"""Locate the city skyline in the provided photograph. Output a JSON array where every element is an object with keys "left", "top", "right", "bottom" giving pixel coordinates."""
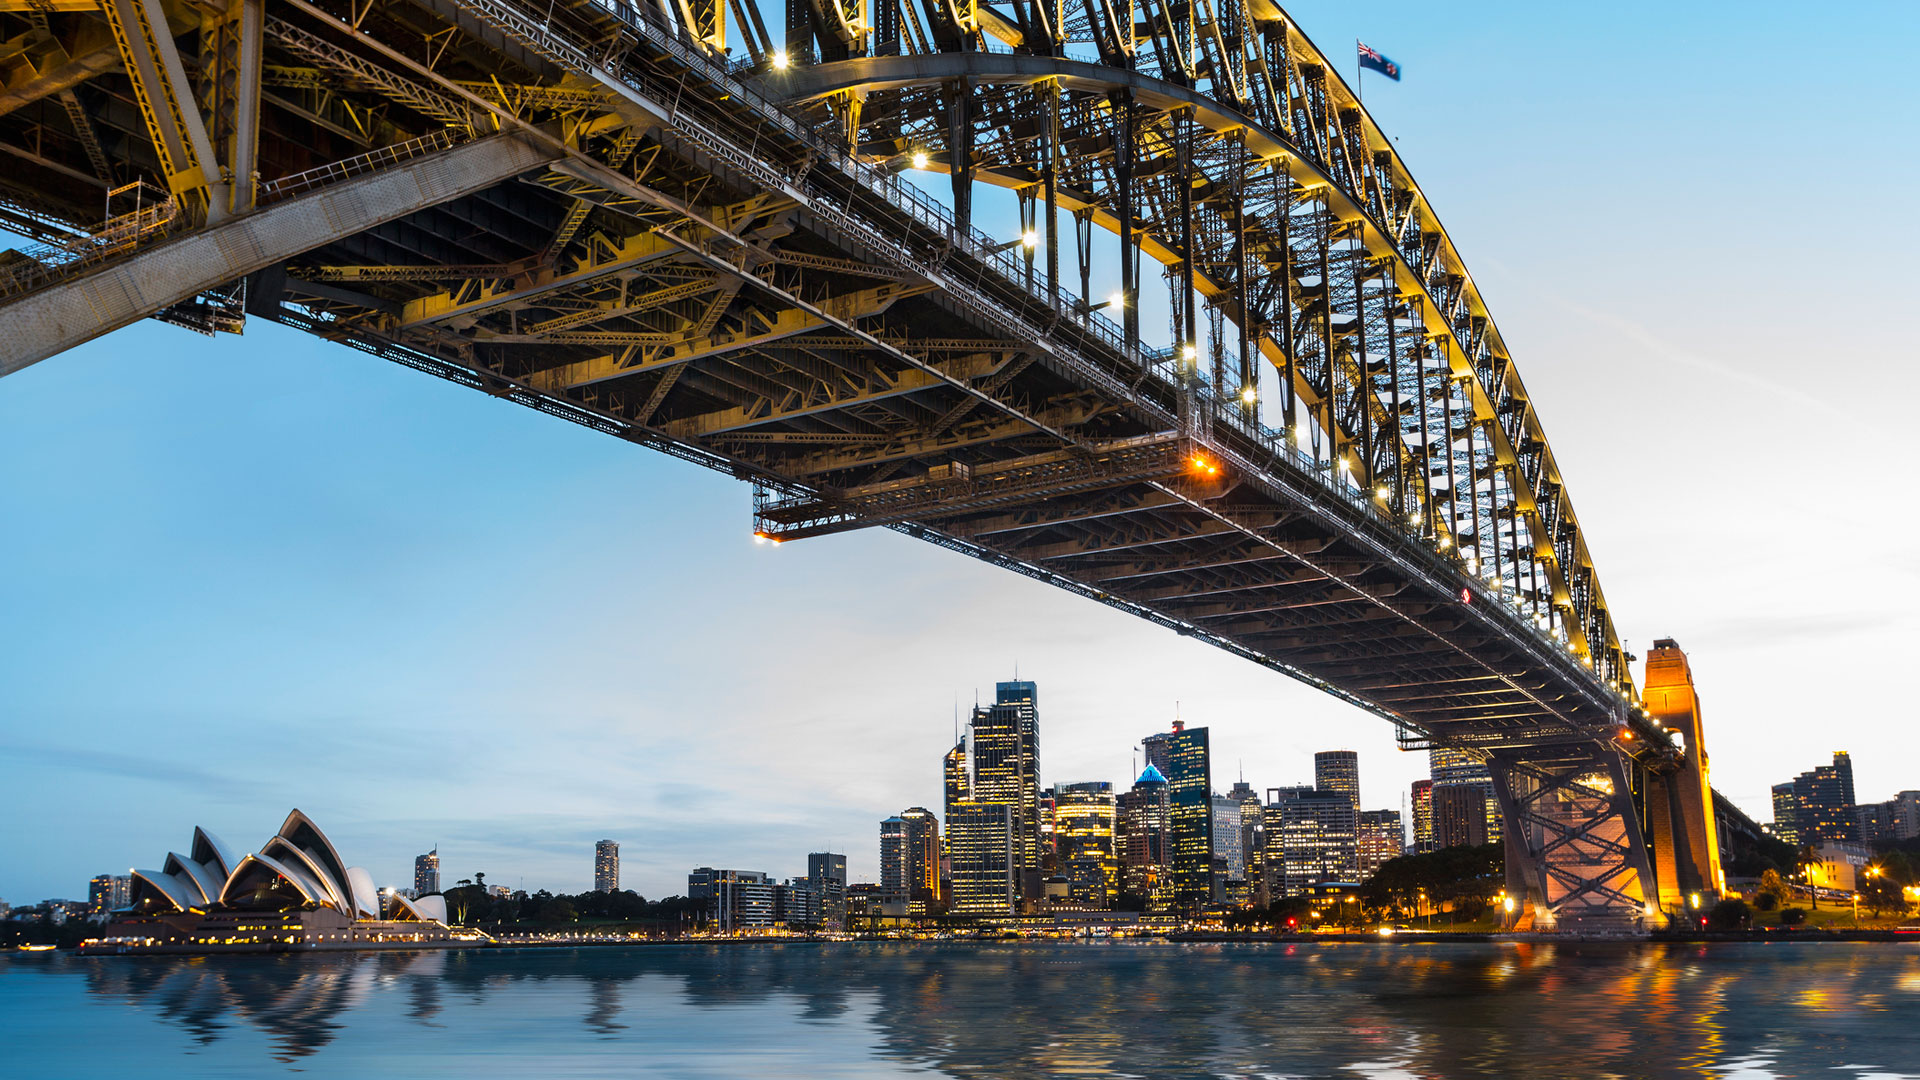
[{"left": 3, "top": 0, "right": 1916, "bottom": 904}]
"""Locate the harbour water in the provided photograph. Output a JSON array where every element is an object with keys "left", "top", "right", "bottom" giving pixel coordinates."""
[{"left": 2, "top": 941, "right": 1916, "bottom": 1078}]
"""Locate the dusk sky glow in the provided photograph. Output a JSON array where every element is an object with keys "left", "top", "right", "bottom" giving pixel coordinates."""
[{"left": 3, "top": 0, "right": 1915, "bottom": 903}]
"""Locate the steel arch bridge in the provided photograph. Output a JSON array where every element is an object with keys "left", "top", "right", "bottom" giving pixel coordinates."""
[{"left": 0, "top": 0, "right": 1724, "bottom": 928}]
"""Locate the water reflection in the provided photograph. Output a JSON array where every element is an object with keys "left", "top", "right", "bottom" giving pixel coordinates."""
[{"left": 8, "top": 941, "right": 1916, "bottom": 1077}]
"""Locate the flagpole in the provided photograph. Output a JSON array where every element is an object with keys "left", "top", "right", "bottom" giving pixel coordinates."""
[{"left": 1356, "top": 39, "right": 1363, "bottom": 103}]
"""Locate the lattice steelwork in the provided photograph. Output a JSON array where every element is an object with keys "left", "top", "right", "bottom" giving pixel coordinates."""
[{"left": 0, "top": 0, "right": 1693, "bottom": 927}]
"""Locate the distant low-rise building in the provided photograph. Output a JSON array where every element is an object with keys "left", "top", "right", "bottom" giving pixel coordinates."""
[
  {"left": 687, "top": 868, "right": 773, "bottom": 931},
  {"left": 88, "top": 874, "right": 132, "bottom": 918}
]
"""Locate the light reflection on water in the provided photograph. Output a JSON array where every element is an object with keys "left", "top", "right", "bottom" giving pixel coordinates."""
[{"left": 1, "top": 941, "right": 1916, "bottom": 1078}]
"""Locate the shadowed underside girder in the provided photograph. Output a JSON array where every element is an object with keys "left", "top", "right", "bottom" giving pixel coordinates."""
[{"left": 0, "top": 0, "right": 1688, "bottom": 926}]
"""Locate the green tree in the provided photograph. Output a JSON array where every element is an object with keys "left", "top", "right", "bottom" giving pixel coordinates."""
[
  {"left": 1859, "top": 869, "right": 1907, "bottom": 917},
  {"left": 1707, "top": 898, "right": 1750, "bottom": 930}
]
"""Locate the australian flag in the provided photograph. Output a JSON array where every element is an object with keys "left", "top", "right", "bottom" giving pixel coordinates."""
[{"left": 1358, "top": 41, "right": 1401, "bottom": 81}]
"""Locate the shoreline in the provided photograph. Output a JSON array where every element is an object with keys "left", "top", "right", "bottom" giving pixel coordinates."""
[{"left": 33, "top": 925, "right": 1920, "bottom": 958}]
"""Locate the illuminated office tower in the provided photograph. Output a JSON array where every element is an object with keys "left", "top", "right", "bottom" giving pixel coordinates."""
[
  {"left": 1159, "top": 722, "right": 1214, "bottom": 908},
  {"left": 1411, "top": 780, "right": 1435, "bottom": 853},
  {"left": 413, "top": 848, "right": 440, "bottom": 895},
  {"left": 1054, "top": 781, "right": 1118, "bottom": 908},
  {"left": 1356, "top": 810, "right": 1404, "bottom": 880},
  {"left": 1770, "top": 783, "right": 1800, "bottom": 845},
  {"left": 1230, "top": 780, "right": 1263, "bottom": 898},
  {"left": 807, "top": 852, "right": 847, "bottom": 929},
  {"left": 969, "top": 680, "right": 1044, "bottom": 891},
  {"left": 1314, "top": 750, "right": 1361, "bottom": 814},
  {"left": 1271, "top": 789, "right": 1358, "bottom": 896},
  {"left": 880, "top": 807, "right": 941, "bottom": 914},
  {"left": 593, "top": 840, "right": 619, "bottom": 893},
  {"left": 945, "top": 802, "right": 1015, "bottom": 915},
  {"left": 1211, "top": 794, "right": 1245, "bottom": 883},
  {"left": 1118, "top": 765, "right": 1172, "bottom": 907},
  {"left": 1429, "top": 746, "right": 1502, "bottom": 843}
]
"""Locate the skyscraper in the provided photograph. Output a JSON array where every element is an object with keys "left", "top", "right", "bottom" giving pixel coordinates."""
[
  {"left": 1314, "top": 750, "right": 1361, "bottom": 814},
  {"left": 413, "top": 848, "right": 440, "bottom": 896},
  {"left": 1230, "top": 779, "right": 1263, "bottom": 899},
  {"left": 1432, "top": 785, "right": 1489, "bottom": 849},
  {"left": 1429, "top": 747, "right": 1503, "bottom": 843},
  {"left": 1270, "top": 789, "right": 1358, "bottom": 895},
  {"left": 1770, "top": 782, "right": 1800, "bottom": 845},
  {"left": 1784, "top": 752, "right": 1859, "bottom": 844},
  {"left": 1054, "top": 781, "right": 1118, "bottom": 908},
  {"left": 1141, "top": 731, "right": 1173, "bottom": 776},
  {"left": 1118, "top": 765, "right": 1171, "bottom": 907},
  {"left": 945, "top": 802, "right": 1016, "bottom": 914},
  {"left": 593, "top": 840, "right": 620, "bottom": 893},
  {"left": 1356, "top": 810, "right": 1405, "bottom": 880},
  {"left": 880, "top": 807, "right": 941, "bottom": 914},
  {"left": 1159, "top": 721, "right": 1214, "bottom": 908},
  {"left": 807, "top": 852, "right": 848, "bottom": 929},
  {"left": 971, "top": 680, "right": 1043, "bottom": 889},
  {"left": 1411, "top": 780, "right": 1435, "bottom": 853},
  {"left": 1211, "top": 794, "right": 1246, "bottom": 883}
]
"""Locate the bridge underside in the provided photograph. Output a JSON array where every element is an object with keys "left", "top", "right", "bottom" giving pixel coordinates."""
[{"left": 0, "top": 0, "right": 1700, "bottom": 928}]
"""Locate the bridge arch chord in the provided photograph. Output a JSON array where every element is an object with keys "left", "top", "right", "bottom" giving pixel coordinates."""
[{"left": 760, "top": 10, "right": 1633, "bottom": 700}]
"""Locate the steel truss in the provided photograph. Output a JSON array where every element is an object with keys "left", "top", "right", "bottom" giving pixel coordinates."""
[{"left": 0, "top": 0, "right": 1683, "bottom": 926}]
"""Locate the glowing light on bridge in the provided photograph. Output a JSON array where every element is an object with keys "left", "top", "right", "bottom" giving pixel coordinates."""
[
  {"left": 770, "top": 50, "right": 789, "bottom": 70},
  {"left": 910, "top": 151, "right": 929, "bottom": 169}
]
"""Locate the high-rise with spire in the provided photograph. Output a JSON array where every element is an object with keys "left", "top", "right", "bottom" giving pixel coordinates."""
[{"left": 971, "top": 679, "right": 1043, "bottom": 888}]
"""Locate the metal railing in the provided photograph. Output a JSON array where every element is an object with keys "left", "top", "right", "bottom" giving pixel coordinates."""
[
  {"left": 258, "top": 130, "right": 462, "bottom": 203},
  {"left": 0, "top": 181, "right": 175, "bottom": 301}
]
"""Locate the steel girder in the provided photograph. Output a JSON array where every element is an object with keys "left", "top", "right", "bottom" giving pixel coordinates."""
[{"left": 0, "top": 0, "right": 1678, "bottom": 926}]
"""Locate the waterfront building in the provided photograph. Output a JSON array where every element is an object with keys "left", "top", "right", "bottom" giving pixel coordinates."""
[
  {"left": 773, "top": 878, "right": 819, "bottom": 928},
  {"left": 1432, "top": 785, "right": 1489, "bottom": 849},
  {"left": 807, "top": 852, "right": 848, "bottom": 929},
  {"left": 413, "top": 849, "right": 440, "bottom": 896},
  {"left": 1053, "top": 781, "right": 1118, "bottom": 908},
  {"left": 1429, "top": 747, "right": 1503, "bottom": 843},
  {"left": 1269, "top": 789, "right": 1358, "bottom": 896},
  {"left": 85, "top": 811, "right": 458, "bottom": 954},
  {"left": 1211, "top": 794, "right": 1245, "bottom": 885},
  {"left": 1314, "top": 751, "right": 1361, "bottom": 813},
  {"left": 593, "top": 840, "right": 619, "bottom": 893},
  {"left": 1356, "top": 810, "right": 1405, "bottom": 881},
  {"left": 880, "top": 807, "right": 941, "bottom": 914},
  {"left": 945, "top": 802, "right": 1016, "bottom": 915},
  {"left": 1411, "top": 780, "right": 1434, "bottom": 853},
  {"left": 1118, "top": 766, "right": 1171, "bottom": 907},
  {"left": 1158, "top": 721, "right": 1214, "bottom": 908},
  {"left": 687, "top": 868, "right": 774, "bottom": 931},
  {"left": 88, "top": 874, "right": 132, "bottom": 918}
]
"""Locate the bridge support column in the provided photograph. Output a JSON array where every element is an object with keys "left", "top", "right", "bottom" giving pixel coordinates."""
[
  {"left": 1639, "top": 638, "right": 1723, "bottom": 922},
  {"left": 0, "top": 133, "right": 557, "bottom": 375},
  {"left": 1490, "top": 743, "right": 1666, "bottom": 934}
]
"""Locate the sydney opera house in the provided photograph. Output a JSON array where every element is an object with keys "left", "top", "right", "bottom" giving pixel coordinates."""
[{"left": 80, "top": 809, "right": 484, "bottom": 954}]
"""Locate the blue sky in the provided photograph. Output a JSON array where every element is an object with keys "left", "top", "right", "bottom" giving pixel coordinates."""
[{"left": 3, "top": 1, "right": 1916, "bottom": 902}]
